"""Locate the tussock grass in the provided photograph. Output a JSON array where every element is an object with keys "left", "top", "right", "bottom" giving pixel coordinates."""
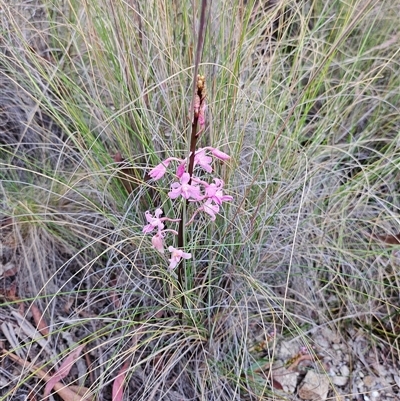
[{"left": 1, "top": 0, "right": 400, "bottom": 399}]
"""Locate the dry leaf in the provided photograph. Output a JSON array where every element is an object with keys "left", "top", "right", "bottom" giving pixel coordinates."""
[
  {"left": 287, "top": 354, "right": 315, "bottom": 371},
  {"left": 111, "top": 325, "right": 146, "bottom": 401},
  {"left": 1, "top": 322, "right": 24, "bottom": 358},
  {"left": 0, "top": 281, "right": 19, "bottom": 301},
  {"left": 0, "top": 262, "right": 18, "bottom": 277},
  {"left": 44, "top": 344, "right": 85, "bottom": 397},
  {"left": 3, "top": 349, "right": 93, "bottom": 401},
  {"left": 30, "top": 303, "right": 50, "bottom": 336},
  {"left": 271, "top": 378, "right": 284, "bottom": 390},
  {"left": 112, "top": 360, "right": 130, "bottom": 401},
  {"left": 374, "top": 233, "right": 400, "bottom": 245},
  {"left": 11, "top": 311, "right": 50, "bottom": 353}
]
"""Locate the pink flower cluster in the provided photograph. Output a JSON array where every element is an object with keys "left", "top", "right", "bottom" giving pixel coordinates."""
[
  {"left": 148, "top": 147, "right": 230, "bottom": 181},
  {"left": 144, "top": 146, "right": 232, "bottom": 269}
]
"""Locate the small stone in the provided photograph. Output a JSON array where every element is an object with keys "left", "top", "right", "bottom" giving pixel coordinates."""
[
  {"left": 298, "top": 371, "right": 330, "bottom": 400},
  {"left": 271, "top": 366, "right": 298, "bottom": 394},
  {"left": 385, "top": 373, "right": 394, "bottom": 384},
  {"left": 321, "top": 327, "right": 340, "bottom": 344},
  {"left": 374, "top": 364, "right": 387, "bottom": 376},
  {"left": 314, "top": 335, "right": 330, "bottom": 349},
  {"left": 331, "top": 375, "right": 349, "bottom": 386},
  {"left": 278, "top": 341, "right": 296, "bottom": 359},
  {"left": 339, "top": 365, "right": 350, "bottom": 376},
  {"left": 363, "top": 375, "right": 376, "bottom": 388},
  {"left": 378, "top": 376, "right": 389, "bottom": 387}
]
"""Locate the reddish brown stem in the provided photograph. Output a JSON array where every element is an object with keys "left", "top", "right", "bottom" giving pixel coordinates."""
[
  {"left": 176, "top": 0, "right": 208, "bottom": 316},
  {"left": 177, "top": 106, "right": 200, "bottom": 307}
]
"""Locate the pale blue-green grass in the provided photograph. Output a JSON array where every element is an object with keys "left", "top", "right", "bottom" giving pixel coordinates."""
[{"left": 0, "top": 0, "right": 399, "bottom": 400}]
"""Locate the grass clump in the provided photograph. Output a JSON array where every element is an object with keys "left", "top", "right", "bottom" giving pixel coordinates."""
[{"left": 1, "top": 0, "right": 400, "bottom": 400}]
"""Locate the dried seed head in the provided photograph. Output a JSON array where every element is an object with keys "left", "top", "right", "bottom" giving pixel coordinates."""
[{"left": 197, "top": 74, "right": 206, "bottom": 99}]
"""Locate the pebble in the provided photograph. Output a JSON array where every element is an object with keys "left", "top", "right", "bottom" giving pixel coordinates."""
[
  {"left": 340, "top": 365, "right": 350, "bottom": 376},
  {"left": 248, "top": 327, "right": 400, "bottom": 401},
  {"left": 363, "top": 375, "right": 376, "bottom": 387},
  {"left": 331, "top": 375, "right": 349, "bottom": 386}
]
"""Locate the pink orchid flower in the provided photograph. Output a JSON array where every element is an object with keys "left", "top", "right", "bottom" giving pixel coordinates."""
[
  {"left": 203, "top": 179, "right": 233, "bottom": 205},
  {"left": 168, "top": 173, "right": 202, "bottom": 200},
  {"left": 186, "top": 198, "right": 221, "bottom": 224},
  {"left": 143, "top": 209, "right": 180, "bottom": 234},
  {"left": 168, "top": 246, "right": 191, "bottom": 270},
  {"left": 151, "top": 231, "right": 165, "bottom": 253},
  {"left": 150, "top": 228, "right": 179, "bottom": 254},
  {"left": 148, "top": 157, "right": 184, "bottom": 180},
  {"left": 143, "top": 208, "right": 165, "bottom": 233},
  {"left": 148, "top": 162, "right": 169, "bottom": 180},
  {"left": 202, "top": 199, "right": 220, "bottom": 221}
]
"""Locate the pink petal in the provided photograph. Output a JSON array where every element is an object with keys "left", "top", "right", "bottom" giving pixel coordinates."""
[
  {"left": 203, "top": 200, "right": 220, "bottom": 220},
  {"left": 142, "top": 224, "right": 154, "bottom": 233},
  {"left": 188, "top": 185, "right": 202, "bottom": 201},
  {"left": 221, "top": 194, "right": 233, "bottom": 202},
  {"left": 194, "top": 149, "right": 213, "bottom": 172},
  {"left": 180, "top": 173, "right": 191, "bottom": 185},
  {"left": 148, "top": 163, "right": 167, "bottom": 180},
  {"left": 213, "top": 178, "right": 224, "bottom": 187},
  {"left": 168, "top": 246, "right": 191, "bottom": 269},
  {"left": 168, "top": 184, "right": 181, "bottom": 199},
  {"left": 152, "top": 232, "right": 165, "bottom": 253},
  {"left": 204, "top": 183, "right": 218, "bottom": 198},
  {"left": 211, "top": 148, "right": 230, "bottom": 161},
  {"left": 144, "top": 210, "right": 153, "bottom": 223},
  {"left": 176, "top": 162, "right": 186, "bottom": 178},
  {"left": 181, "top": 251, "right": 191, "bottom": 259}
]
